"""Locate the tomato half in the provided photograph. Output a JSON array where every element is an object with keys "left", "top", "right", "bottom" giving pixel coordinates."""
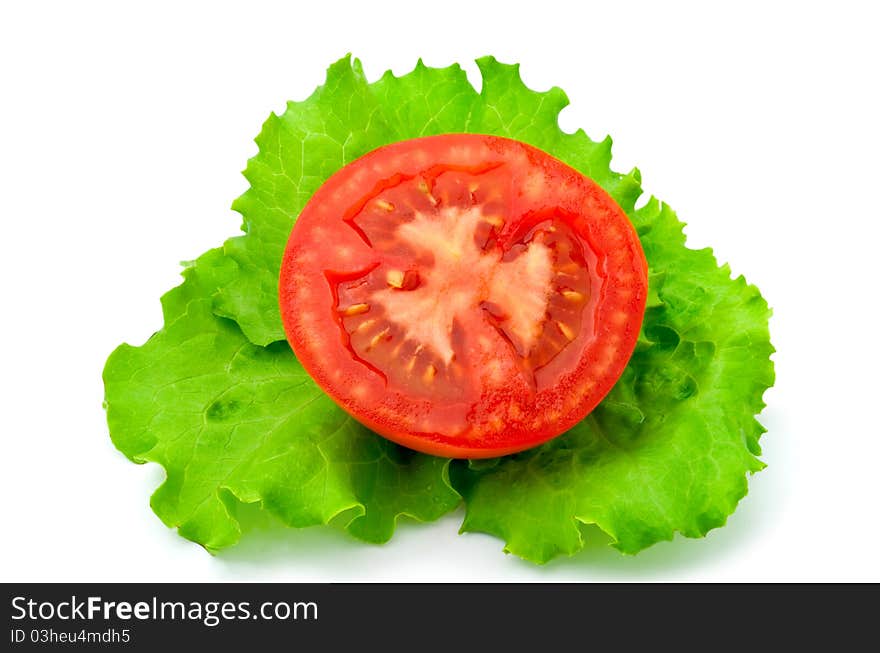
[{"left": 279, "top": 134, "right": 647, "bottom": 458}]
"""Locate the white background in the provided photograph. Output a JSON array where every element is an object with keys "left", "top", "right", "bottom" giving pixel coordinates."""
[{"left": 2, "top": 1, "right": 878, "bottom": 582}]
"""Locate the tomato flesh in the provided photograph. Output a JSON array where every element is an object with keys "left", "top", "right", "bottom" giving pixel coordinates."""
[{"left": 280, "top": 134, "right": 647, "bottom": 458}]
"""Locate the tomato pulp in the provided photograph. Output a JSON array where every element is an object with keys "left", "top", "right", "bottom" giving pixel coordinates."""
[{"left": 279, "top": 134, "right": 647, "bottom": 458}]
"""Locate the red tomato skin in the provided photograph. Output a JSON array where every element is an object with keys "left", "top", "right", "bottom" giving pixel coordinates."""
[{"left": 279, "top": 134, "right": 648, "bottom": 459}]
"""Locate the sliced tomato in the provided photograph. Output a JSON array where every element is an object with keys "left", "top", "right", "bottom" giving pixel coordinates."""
[{"left": 279, "top": 134, "right": 647, "bottom": 458}]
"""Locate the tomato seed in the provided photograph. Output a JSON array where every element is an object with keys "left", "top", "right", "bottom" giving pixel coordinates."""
[
  {"left": 369, "top": 327, "right": 391, "bottom": 350},
  {"left": 386, "top": 270, "right": 405, "bottom": 288},
  {"left": 557, "top": 321, "right": 576, "bottom": 341},
  {"left": 340, "top": 303, "right": 370, "bottom": 316},
  {"left": 405, "top": 346, "right": 423, "bottom": 373},
  {"left": 419, "top": 180, "right": 439, "bottom": 206},
  {"left": 353, "top": 318, "right": 377, "bottom": 333}
]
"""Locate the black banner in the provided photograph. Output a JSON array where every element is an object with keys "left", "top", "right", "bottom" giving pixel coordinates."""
[{"left": 3, "top": 584, "right": 877, "bottom": 649}]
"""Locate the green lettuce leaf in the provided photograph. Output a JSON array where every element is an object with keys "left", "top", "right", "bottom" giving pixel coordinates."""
[
  {"left": 103, "top": 248, "right": 459, "bottom": 550},
  {"left": 104, "top": 55, "right": 774, "bottom": 561},
  {"left": 371, "top": 58, "right": 479, "bottom": 138}
]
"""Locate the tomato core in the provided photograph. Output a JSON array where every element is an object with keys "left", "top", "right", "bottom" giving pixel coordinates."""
[{"left": 280, "top": 135, "right": 647, "bottom": 458}]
